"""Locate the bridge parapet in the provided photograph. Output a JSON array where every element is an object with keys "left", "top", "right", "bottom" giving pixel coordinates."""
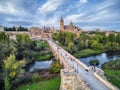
[{"left": 60, "top": 69, "right": 91, "bottom": 90}]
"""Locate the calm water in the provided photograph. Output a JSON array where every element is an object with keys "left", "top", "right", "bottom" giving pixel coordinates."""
[
  {"left": 79, "top": 52, "right": 120, "bottom": 68},
  {"left": 26, "top": 60, "right": 52, "bottom": 72}
]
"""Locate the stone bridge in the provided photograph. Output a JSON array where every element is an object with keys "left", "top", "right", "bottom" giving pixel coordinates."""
[
  {"left": 8, "top": 32, "right": 119, "bottom": 90},
  {"left": 47, "top": 39, "right": 119, "bottom": 90}
]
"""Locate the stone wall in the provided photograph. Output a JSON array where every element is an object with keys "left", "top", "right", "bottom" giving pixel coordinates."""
[{"left": 60, "top": 69, "right": 91, "bottom": 90}]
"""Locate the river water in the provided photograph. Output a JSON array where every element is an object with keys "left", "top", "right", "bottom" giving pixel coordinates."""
[
  {"left": 79, "top": 52, "right": 120, "bottom": 68},
  {"left": 26, "top": 60, "right": 53, "bottom": 72}
]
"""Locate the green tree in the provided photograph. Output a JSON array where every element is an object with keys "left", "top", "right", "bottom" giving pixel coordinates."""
[
  {"left": 3, "top": 54, "right": 25, "bottom": 90},
  {"left": 51, "top": 61, "right": 61, "bottom": 73},
  {"left": 3, "top": 54, "right": 25, "bottom": 79},
  {"left": 116, "top": 33, "right": 120, "bottom": 44},
  {"left": 108, "top": 34, "right": 116, "bottom": 42},
  {"left": 91, "top": 40, "right": 103, "bottom": 50}
]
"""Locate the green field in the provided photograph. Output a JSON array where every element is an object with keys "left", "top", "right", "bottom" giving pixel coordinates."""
[
  {"left": 17, "top": 77, "right": 60, "bottom": 90},
  {"left": 103, "top": 69, "right": 120, "bottom": 89}
]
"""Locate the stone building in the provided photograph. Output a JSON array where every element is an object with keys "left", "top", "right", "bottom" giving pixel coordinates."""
[
  {"left": 60, "top": 17, "right": 82, "bottom": 36},
  {"left": 0, "top": 26, "right": 4, "bottom": 31}
]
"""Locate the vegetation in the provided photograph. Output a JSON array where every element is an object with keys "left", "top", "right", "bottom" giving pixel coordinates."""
[
  {"left": 17, "top": 77, "right": 60, "bottom": 90},
  {"left": 102, "top": 59, "right": 120, "bottom": 88},
  {"left": 0, "top": 32, "right": 54, "bottom": 90},
  {"left": 3, "top": 54, "right": 26, "bottom": 90},
  {"left": 52, "top": 31, "right": 120, "bottom": 58},
  {"left": 89, "top": 59, "right": 99, "bottom": 66},
  {"left": 4, "top": 26, "right": 28, "bottom": 31},
  {"left": 51, "top": 61, "right": 61, "bottom": 73},
  {"left": 73, "top": 49, "right": 103, "bottom": 58}
]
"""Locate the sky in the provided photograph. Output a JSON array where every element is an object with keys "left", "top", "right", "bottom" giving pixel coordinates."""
[{"left": 0, "top": 0, "right": 120, "bottom": 31}]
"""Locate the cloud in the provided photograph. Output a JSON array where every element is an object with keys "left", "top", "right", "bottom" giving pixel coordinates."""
[
  {"left": 0, "top": 0, "right": 120, "bottom": 31},
  {"left": 0, "top": 0, "right": 27, "bottom": 16},
  {"left": 65, "top": 13, "right": 85, "bottom": 24},
  {"left": 80, "top": 0, "right": 88, "bottom": 3},
  {"left": 38, "top": 0, "right": 63, "bottom": 14}
]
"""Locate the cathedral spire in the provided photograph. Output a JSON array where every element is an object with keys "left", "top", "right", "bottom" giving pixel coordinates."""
[{"left": 60, "top": 17, "right": 64, "bottom": 31}]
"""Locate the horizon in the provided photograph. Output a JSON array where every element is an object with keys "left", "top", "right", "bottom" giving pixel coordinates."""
[{"left": 0, "top": 0, "right": 120, "bottom": 31}]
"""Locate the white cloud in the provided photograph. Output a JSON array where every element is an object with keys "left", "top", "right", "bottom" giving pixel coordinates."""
[
  {"left": 65, "top": 13, "right": 85, "bottom": 24},
  {"left": 38, "top": 0, "right": 63, "bottom": 14},
  {"left": 80, "top": 0, "right": 88, "bottom": 3},
  {"left": 0, "top": 0, "right": 30, "bottom": 17}
]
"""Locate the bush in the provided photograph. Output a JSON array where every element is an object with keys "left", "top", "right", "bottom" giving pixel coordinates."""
[
  {"left": 89, "top": 59, "right": 99, "bottom": 66},
  {"left": 32, "top": 72, "right": 41, "bottom": 82},
  {"left": 51, "top": 61, "right": 61, "bottom": 73}
]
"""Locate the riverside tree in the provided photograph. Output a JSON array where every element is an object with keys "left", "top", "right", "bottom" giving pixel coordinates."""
[{"left": 3, "top": 54, "right": 26, "bottom": 90}]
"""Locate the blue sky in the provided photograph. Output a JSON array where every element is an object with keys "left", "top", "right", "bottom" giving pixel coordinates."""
[{"left": 0, "top": 0, "right": 120, "bottom": 31}]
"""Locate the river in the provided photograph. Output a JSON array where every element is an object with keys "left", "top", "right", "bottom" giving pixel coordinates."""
[
  {"left": 26, "top": 60, "right": 53, "bottom": 72},
  {"left": 79, "top": 52, "right": 120, "bottom": 68}
]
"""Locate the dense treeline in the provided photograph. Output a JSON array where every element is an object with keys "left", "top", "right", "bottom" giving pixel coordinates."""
[
  {"left": 4, "top": 26, "right": 28, "bottom": 31},
  {"left": 52, "top": 31, "right": 120, "bottom": 57}
]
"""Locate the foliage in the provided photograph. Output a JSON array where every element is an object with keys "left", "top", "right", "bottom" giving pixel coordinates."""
[
  {"left": 32, "top": 72, "right": 41, "bottom": 83},
  {"left": 52, "top": 31, "right": 76, "bottom": 46},
  {"left": 35, "top": 52, "right": 53, "bottom": 61},
  {"left": 3, "top": 54, "right": 26, "bottom": 79},
  {"left": 4, "top": 26, "right": 28, "bottom": 31},
  {"left": 52, "top": 31, "right": 120, "bottom": 58},
  {"left": 4, "top": 76, "right": 11, "bottom": 90},
  {"left": 0, "top": 32, "right": 10, "bottom": 44},
  {"left": 73, "top": 49, "right": 103, "bottom": 58},
  {"left": 16, "top": 34, "right": 31, "bottom": 43},
  {"left": 102, "top": 59, "right": 120, "bottom": 70},
  {"left": 116, "top": 33, "right": 120, "bottom": 44},
  {"left": 91, "top": 40, "right": 103, "bottom": 50},
  {"left": 103, "top": 69, "right": 120, "bottom": 89},
  {"left": 89, "top": 59, "right": 99, "bottom": 66},
  {"left": 51, "top": 61, "right": 61, "bottom": 73},
  {"left": 102, "top": 59, "right": 120, "bottom": 88},
  {"left": 108, "top": 34, "right": 116, "bottom": 42}
]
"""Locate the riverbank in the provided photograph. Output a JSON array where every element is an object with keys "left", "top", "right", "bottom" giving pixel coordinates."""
[
  {"left": 102, "top": 59, "right": 120, "bottom": 89},
  {"left": 73, "top": 49, "right": 104, "bottom": 58}
]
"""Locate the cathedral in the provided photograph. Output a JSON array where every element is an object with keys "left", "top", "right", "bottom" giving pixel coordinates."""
[{"left": 60, "top": 17, "right": 82, "bottom": 34}]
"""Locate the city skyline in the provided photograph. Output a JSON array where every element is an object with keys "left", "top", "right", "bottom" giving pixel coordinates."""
[{"left": 0, "top": 0, "right": 120, "bottom": 31}]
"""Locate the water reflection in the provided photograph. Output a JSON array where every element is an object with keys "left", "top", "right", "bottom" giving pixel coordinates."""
[
  {"left": 26, "top": 60, "right": 52, "bottom": 72},
  {"left": 79, "top": 53, "right": 120, "bottom": 68}
]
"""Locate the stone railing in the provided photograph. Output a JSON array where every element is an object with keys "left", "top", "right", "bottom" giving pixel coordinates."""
[{"left": 93, "top": 67, "right": 119, "bottom": 90}]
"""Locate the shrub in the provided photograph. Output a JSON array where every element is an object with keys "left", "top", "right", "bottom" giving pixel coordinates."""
[
  {"left": 32, "top": 72, "right": 41, "bottom": 82},
  {"left": 51, "top": 61, "right": 61, "bottom": 73},
  {"left": 89, "top": 59, "right": 99, "bottom": 66}
]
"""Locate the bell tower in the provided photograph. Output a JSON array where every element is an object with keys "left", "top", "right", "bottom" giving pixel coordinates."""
[{"left": 60, "top": 17, "right": 64, "bottom": 31}]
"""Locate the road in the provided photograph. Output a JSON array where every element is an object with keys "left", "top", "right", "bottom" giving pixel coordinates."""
[{"left": 48, "top": 39, "right": 111, "bottom": 90}]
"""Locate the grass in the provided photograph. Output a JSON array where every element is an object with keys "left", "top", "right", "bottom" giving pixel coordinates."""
[
  {"left": 102, "top": 59, "right": 120, "bottom": 89},
  {"left": 73, "top": 49, "right": 103, "bottom": 58},
  {"left": 36, "top": 52, "right": 53, "bottom": 61},
  {"left": 16, "top": 77, "right": 60, "bottom": 90},
  {"left": 103, "top": 69, "right": 120, "bottom": 89}
]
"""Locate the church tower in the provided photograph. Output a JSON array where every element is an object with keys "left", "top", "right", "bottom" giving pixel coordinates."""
[
  {"left": 70, "top": 21, "right": 74, "bottom": 30},
  {"left": 60, "top": 17, "right": 64, "bottom": 31}
]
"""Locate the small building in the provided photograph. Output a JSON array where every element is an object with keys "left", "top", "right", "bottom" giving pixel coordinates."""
[{"left": 0, "top": 26, "right": 4, "bottom": 31}]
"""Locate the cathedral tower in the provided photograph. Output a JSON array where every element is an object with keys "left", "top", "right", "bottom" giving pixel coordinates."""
[
  {"left": 60, "top": 17, "right": 64, "bottom": 31},
  {"left": 70, "top": 21, "right": 74, "bottom": 30}
]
